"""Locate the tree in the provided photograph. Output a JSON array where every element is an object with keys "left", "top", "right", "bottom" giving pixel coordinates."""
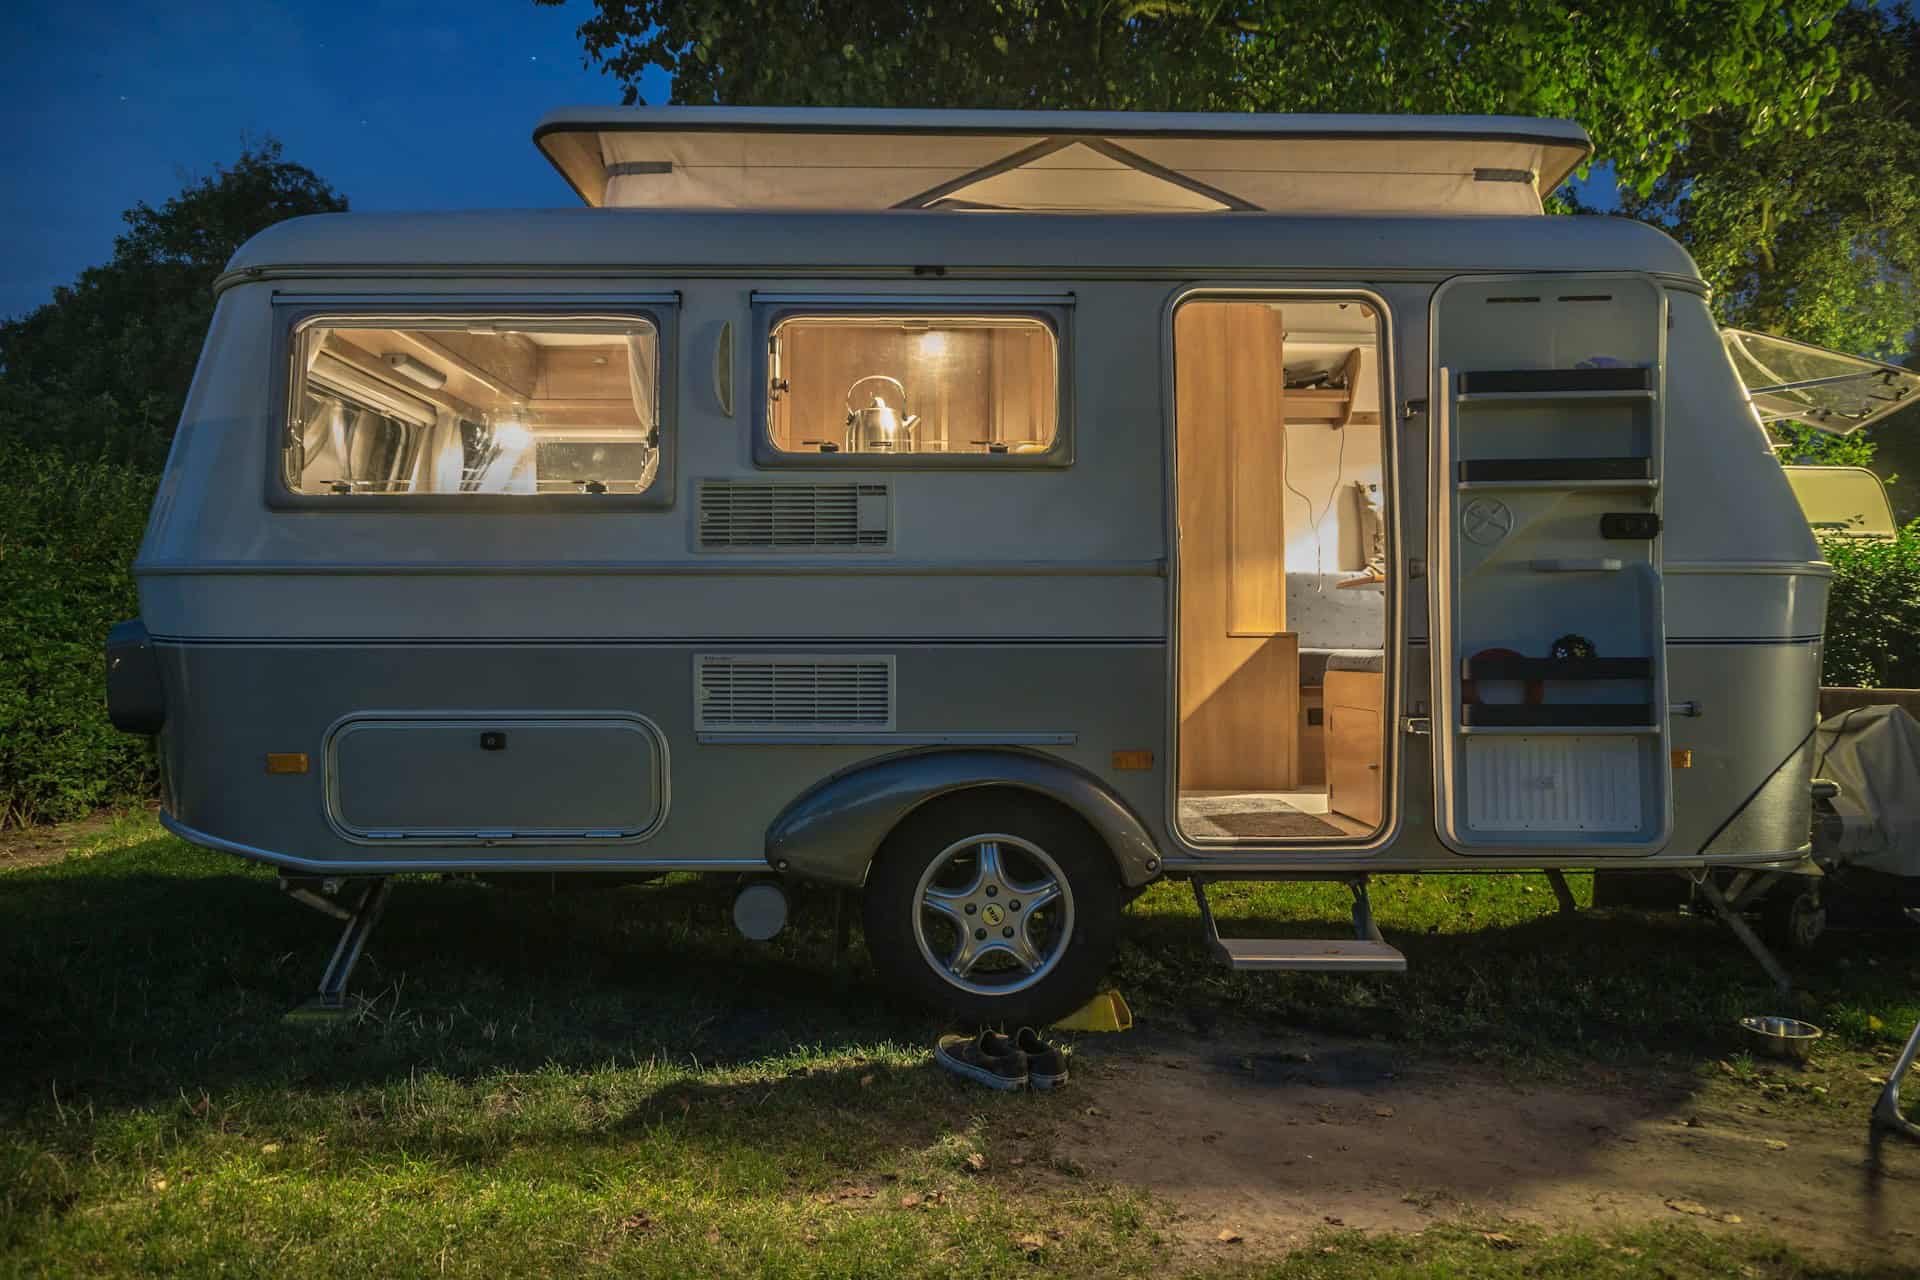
[
  {"left": 1621, "top": 7, "right": 1917, "bottom": 358},
  {"left": 1612, "top": 8, "right": 1918, "bottom": 500},
  {"left": 542, "top": 0, "right": 1848, "bottom": 192},
  {"left": 0, "top": 140, "right": 346, "bottom": 471}
]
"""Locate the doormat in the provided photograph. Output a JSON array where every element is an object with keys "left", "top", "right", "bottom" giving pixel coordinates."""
[{"left": 1179, "top": 795, "right": 1347, "bottom": 840}]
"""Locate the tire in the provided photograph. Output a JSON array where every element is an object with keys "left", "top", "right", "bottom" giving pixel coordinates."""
[
  {"left": 1761, "top": 882, "right": 1826, "bottom": 952},
  {"left": 863, "top": 790, "right": 1122, "bottom": 1027}
]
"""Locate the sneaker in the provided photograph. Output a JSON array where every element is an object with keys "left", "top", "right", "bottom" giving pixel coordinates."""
[
  {"left": 934, "top": 1031, "right": 1028, "bottom": 1091},
  {"left": 1015, "top": 1027, "right": 1069, "bottom": 1090}
]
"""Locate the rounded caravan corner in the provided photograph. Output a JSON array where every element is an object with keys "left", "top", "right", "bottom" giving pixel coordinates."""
[
  {"left": 763, "top": 748, "right": 1164, "bottom": 891},
  {"left": 217, "top": 211, "right": 364, "bottom": 294}
]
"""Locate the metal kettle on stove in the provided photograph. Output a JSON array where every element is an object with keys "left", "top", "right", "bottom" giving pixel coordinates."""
[{"left": 844, "top": 374, "right": 920, "bottom": 453}]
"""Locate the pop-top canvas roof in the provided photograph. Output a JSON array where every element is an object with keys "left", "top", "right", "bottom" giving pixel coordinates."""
[{"left": 534, "top": 107, "right": 1592, "bottom": 216}]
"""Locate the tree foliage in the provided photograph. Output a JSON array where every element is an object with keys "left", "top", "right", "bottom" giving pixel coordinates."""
[
  {"left": 0, "top": 140, "right": 346, "bottom": 471},
  {"left": 1605, "top": 8, "right": 1919, "bottom": 502},
  {"left": 543, "top": 0, "right": 1848, "bottom": 193},
  {"left": 1620, "top": 7, "right": 1918, "bottom": 358}
]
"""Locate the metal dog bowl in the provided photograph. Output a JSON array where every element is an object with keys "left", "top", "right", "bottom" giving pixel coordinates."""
[{"left": 1739, "top": 1015, "right": 1823, "bottom": 1064}]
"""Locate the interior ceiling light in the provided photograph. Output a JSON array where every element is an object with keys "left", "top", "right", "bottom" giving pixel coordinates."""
[{"left": 383, "top": 353, "right": 448, "bottom": 389}]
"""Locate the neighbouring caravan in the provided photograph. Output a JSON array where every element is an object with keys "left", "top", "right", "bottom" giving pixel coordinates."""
[{"left": 106, "top": 108, "right": 1920, "bottom": 1024}]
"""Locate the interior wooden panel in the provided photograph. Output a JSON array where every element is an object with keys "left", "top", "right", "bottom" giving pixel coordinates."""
[
  {"left": 1226, "top": 308, "right": 1287, "bottom": 635},
  {"left": 1176, "top": 301, "right": 1298, "bottom": 792},
  {"left": 769, "top": 320, "right": 1054, "bottom": 453},
  {"left": 1297, "top": 687, "right": 1326, "bottom": 787},
  {"left": 1325, "top": 669, "right": 1384, "bottom": 826}
]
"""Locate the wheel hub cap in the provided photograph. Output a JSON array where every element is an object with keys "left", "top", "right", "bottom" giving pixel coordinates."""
[{"left": 911, "top": 833, "right": 1074, "bottom": 997}]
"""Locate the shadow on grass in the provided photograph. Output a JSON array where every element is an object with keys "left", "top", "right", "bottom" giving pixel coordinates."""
[
  {"left": 0, "top": 838, "right": 947, "bottom": 1120},
  {"left": 4, "top": 837, "right": 1915, "bottom": 1120}
]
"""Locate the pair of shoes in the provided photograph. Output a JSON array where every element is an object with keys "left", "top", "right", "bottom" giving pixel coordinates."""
[{"left": 933, "top": 1029, "right": 1070, "bottom": 1091}]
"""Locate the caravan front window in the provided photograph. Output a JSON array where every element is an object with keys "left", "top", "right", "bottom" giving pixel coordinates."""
[
  {"left": 765, "top": 314, "right": 1058, "bottom": 457},
  {"left": 284, "top": 317, "right": 661, "bottom": 497}
]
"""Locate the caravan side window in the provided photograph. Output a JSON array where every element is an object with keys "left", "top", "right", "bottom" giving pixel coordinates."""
[
  {"left": 283, "top": 316, "right": 661, "bottom": 497},
  {"left": 762, "top": 313, "right": 1062, "bottom": 461}
]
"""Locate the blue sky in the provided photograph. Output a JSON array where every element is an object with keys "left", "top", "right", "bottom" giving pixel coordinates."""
[{"left": 0, "top": 1, "right": 669, "bottom": 320}]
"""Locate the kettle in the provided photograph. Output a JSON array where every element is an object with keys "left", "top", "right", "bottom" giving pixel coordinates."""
[{"left": 844, "top": 374, "right": 921, "bottom": 453}]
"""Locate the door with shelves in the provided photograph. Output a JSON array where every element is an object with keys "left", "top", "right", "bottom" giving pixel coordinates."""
[{"left": 1429, "top": 274, "right": 1673, "bottom": 853}]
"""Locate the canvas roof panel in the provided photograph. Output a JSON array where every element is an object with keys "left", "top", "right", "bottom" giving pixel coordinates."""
[{"left": 534, "top": 107, "right": 1592, "bottom": 216}]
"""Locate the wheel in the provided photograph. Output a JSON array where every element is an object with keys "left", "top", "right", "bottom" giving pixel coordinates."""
[
  {"left": 863, "top": 791, "right": 1122, "bottom": 1027},
  {"left": 1762, "top": 882, "right": 1826, "bottom": 952}
]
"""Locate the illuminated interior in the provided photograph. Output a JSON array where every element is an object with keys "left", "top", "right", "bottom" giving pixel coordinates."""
[
  {"left": 286, "top": 318, "right": 659, "bottom": 496},
  {"left": 767, "top": 315, "right": 1057, "bottom": 455},
  {"left": 1173, "top": 298, "right": 1390, "bottom": 842}
]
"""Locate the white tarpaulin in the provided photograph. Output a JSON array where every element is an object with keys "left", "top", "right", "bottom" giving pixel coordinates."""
[
  {"left": 534, "top": 107, "right": 1592, "bottom": 217},
  {"left": 1813, "top": 704, "right": 1920, "bottom": 877}
]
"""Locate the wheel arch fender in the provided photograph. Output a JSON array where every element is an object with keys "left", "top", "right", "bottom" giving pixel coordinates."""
[{"left": 765, "top": 748, "right": 1163, "bottom": 890}]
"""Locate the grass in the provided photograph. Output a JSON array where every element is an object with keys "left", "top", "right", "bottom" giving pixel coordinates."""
[{"left": 1, "top": 817, "right": 1915, "bottom": 1277}]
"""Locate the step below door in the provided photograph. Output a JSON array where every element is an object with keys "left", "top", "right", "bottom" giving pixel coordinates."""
[{"left": 1429, "top": 274, "right": 1673, "bottom": 854}]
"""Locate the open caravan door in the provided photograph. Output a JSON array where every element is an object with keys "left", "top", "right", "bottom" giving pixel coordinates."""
[{"left": 1429, "top": 276, "right": 1673, "bottom": 854}]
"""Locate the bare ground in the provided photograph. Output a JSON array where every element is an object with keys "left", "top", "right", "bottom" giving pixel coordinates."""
[
  {"left": 0, "top": 808, "right": 133, "bottom": 871},
  {"left": 1053, "top": 1024, "right": 1920, "bottom": 1265}
]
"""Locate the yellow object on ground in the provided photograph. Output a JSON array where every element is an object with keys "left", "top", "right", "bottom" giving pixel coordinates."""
[{"left": 1052, "top": 989, "right": 1133, "bottom": 1032}]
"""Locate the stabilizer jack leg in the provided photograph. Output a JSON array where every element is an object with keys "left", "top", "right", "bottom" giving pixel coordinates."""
[
  {"left": 1348, "top": 878, "right": 1384, "bottom": 943},
  {"left": 1688, "top": 870, "right": 1792, "bottom": 998},
  {"left": 1875, "top": 1012, "right": 1920, "bottom": 1144},
  {"left": 283, "top": 878, "right": 392, "bottom": 1023}
]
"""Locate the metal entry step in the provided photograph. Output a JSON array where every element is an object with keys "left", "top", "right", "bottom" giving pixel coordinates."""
[
  {"left": 1214, "top": 937, "right": 1406, "bottom": 972},
  {"left": 1191, "top": 877, "right": 1407, "bottom": 974}
]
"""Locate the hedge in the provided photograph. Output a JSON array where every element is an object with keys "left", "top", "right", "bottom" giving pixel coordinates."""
[
  {"left": 1820, "top": 522, "right": 1920, "bottom": 689},
  {"left": 0, "top": 441, "right": 157, "bottom": 826}
]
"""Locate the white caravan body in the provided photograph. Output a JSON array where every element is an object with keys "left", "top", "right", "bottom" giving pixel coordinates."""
[{"left": 112, "top": 109, "right": 1832, "bottom": 1020}]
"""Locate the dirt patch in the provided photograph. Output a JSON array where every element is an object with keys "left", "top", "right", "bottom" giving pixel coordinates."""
[
  {"left": 1056, "top": 1025, "right": 1918, "bottom": 1265},
  {"left": 0, "top": 809, "right": 138, "bottom": 871}
]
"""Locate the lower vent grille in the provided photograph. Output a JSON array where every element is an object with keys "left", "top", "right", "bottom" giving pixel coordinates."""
[
  {"left": 695, "top": 655, "right": 895, "bottom": 732},
  {"left": 698, "top": 480, "right": 890, "bottom": 550}
]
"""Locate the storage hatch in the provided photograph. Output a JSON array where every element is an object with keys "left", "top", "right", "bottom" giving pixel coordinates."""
[{"left": 328, "top": 714, "right": 664, "bottom": 840}]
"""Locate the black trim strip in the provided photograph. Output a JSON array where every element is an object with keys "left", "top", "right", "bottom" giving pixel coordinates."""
[
  {"left": 1458, "top": 456, "right": 1649, "bottom": 483},
  {"left": 1461, "top": 702, "right": 1653, "bottom": 727},
  {"left": 1465, "top": 656, "right": 1651, "bottom": 680},
  {"left": 1459, "top": 366, "right": 1652, "bottom": 395}
]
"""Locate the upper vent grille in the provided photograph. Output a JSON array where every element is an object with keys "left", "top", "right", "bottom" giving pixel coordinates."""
[
  {"left": 698, "top": 480, "right": 890, "bottom": 550},
  {"left": 695, "top": 655, "right": 895, "bottom": 732}
]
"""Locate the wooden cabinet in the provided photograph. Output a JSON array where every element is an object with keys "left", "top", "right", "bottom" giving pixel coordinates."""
[{"left": 1325, "top": 669, "right": 1383, "bottom": 827}]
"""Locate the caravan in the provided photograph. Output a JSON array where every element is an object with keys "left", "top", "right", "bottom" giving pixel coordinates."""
[{"left": 105, "top": 108, "right": 1920, "bottom": 1023}]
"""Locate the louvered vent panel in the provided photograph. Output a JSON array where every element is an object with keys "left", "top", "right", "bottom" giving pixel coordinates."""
[
  {"left": 695, "top": 655, "right": 895, "bottom": 732},
  {"left": 1464, "top": 736, "right": 1643, "bottom": 833},
  {"left": 698, "top": 481, "right": 890, "bottom": 550}
]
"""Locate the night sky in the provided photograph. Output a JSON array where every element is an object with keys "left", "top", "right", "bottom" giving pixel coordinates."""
[
  {"left": 0, "top": 1, "right": 670, "bottom": 320},
  {"left": 0, "top": 3, "right": 1647, "bottom": 324}
]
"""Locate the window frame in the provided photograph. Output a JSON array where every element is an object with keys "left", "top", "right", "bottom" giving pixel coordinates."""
[
  {"left": 750, "top": 294, "right": 1075, "bottom": 469},
  {"left": 267, "top": 297, "right": 678, "bottom": 512}
]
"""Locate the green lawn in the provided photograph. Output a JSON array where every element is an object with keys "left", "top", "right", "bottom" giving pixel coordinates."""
[{"left": 2, "top": 817, "right": 1914, "bottom": 1277}]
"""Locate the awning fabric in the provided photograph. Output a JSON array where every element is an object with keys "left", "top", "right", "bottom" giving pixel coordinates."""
[{"left": 534, "top": 107, "right": 1593, "bottom": 217}]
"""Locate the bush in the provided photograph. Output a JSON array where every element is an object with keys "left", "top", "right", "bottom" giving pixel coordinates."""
[
  {"left": 1819, "top": 522, "right": 1920, "bottom": 689},
  {"left": 0, "top": 441, "right": 157, "bottom": 826}
]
